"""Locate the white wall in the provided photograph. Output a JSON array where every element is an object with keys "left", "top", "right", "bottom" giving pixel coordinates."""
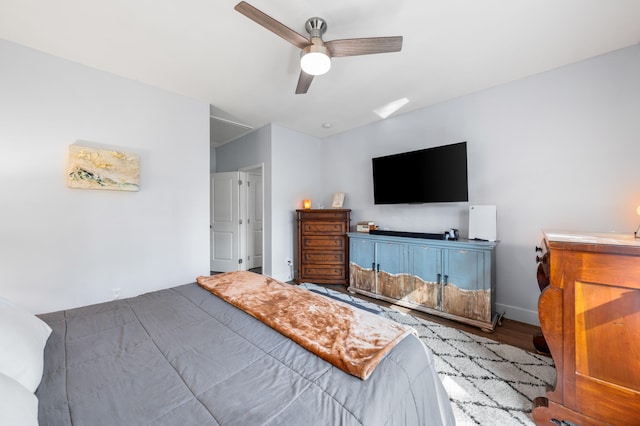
[
  {"left": 322, "top": 44, "right": 640, "bottom": 324},
  {"left": 0, "top": 39, "right": 210, "bottom": 314},
  {"left": 271, "top": 125, "right": 324, "bottom": 281}
]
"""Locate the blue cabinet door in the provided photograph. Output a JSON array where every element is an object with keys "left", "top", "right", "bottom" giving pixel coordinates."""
[
  {"left": 375, "top": 241, "right": 406, "bottom": 299},
  {"left": 349, "top": 237, "right": 376, "bottom": 292},
  {"left": 407, "top": 244, "right": 442, "bottom": 309},
  {"left": 442, "top": 249, "right": 491, "bottom": 322},
  {"left": 350, "top": 237, "right": 375, "bottom": 269}
]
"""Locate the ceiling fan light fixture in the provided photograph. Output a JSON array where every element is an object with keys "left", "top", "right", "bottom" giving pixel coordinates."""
[{"left": 300, "top": 44, "right": 331, "bottom": 76}]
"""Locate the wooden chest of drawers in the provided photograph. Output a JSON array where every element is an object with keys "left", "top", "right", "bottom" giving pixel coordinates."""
[
  {"left": 296, "top": 209, "right": 351, "bottom": 285},
  {"left": 533, "top": 231, "right": 640, "bottom": 426}
]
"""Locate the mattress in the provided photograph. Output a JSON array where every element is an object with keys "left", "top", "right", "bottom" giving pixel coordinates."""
[{"left": 36, "top": 282, "right": 454, "bottom": 425}]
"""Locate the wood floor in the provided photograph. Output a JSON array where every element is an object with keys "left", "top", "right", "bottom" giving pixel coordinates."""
[{"left": 324, "top": 284, "right": 545, "bottom": 355}]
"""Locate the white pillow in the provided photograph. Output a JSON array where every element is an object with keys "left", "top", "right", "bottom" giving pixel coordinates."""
[
  {"left": 0, "top": 372, "right": 39, "bottom": 426},
  {"left": 0, "top": 297, "right": 52, "bottom": 392}
]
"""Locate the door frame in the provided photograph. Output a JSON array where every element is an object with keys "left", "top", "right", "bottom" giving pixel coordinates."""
[
  {"left": 240, "top": 163, "right": 264, "bottom": 272},
  {"left": 210, "top": 164, "right": 264, "bottom": 273}
]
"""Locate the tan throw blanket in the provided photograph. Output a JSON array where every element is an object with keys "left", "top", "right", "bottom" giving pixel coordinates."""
[{"left": 196, "top": 271, "right": 415, "bottom": 380}]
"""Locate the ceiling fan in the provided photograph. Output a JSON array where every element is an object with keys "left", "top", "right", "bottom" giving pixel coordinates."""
[{"left": 234, "top": 1, "right": 403, "bottom": 94}]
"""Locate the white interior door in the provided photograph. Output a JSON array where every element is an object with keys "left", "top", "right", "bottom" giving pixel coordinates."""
[
  {"left": 211, "top": 172, "right": 241, "bottom": 272},
  {"left": 246, "top": 171, "right": 263, "bottom": 269}
]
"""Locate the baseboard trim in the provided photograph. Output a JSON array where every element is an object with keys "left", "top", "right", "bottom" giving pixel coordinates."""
[{"left": 496, "top": 303, "right": 539, "bottom": 326}]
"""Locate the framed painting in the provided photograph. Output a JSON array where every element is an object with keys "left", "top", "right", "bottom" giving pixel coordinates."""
[
  {"left": 332, "top": 192, "right": 345, "bottom": 208},
  {"left": 67, "top": 145, "right": 140, "bottom": 191}
]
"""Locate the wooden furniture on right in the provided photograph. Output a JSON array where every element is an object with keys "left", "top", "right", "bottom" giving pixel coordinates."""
[
  {"left": 348, "top": 231, "right": 499, "bottom": 331},
  {"left": 533, "top": 231, "right": 640, "bottom": 426}
]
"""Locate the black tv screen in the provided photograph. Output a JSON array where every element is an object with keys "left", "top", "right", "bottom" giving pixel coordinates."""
[{"left": 372, "top": 142, "right": 468, "bottom": 204}]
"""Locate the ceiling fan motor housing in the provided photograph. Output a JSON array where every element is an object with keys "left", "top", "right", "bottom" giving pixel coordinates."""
[
  {"left": 305, "top": 17, "right": 327, "bottom": 39},
  {"left": 301, "top": 17, "right": 331, "bottom": 75}
]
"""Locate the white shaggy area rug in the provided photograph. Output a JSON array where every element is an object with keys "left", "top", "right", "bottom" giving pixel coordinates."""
[{"left": 300, "top": 283, "right": 555, "bottom": 426}]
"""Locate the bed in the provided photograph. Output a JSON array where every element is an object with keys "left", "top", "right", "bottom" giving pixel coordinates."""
[{"left": 27, "top": 272, "right": 454, "bottom": 425}]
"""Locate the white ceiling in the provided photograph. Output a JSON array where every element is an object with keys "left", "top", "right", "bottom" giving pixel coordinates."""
[{"left": 1, "top": 0, "right": 639, "bottom": 146}]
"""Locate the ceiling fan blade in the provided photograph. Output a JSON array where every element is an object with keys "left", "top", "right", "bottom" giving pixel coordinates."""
[
  {"left": 325, "top": 36, "right": 403, "bottom": 57},
  {"left": 235, "top": 1, "right": 310, "bottom": 49},
  {"left": 295, "top": 71, "right": 314, "bottom": 94}
]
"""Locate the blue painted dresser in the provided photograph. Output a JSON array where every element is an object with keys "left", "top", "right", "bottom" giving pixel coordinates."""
[{"left": 348, "top": 232, "right": 499, "bottom": 331}]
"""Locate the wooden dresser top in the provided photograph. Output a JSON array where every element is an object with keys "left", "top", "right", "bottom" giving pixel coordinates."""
[{"left": 544, "top": 230, "right": 640, "bottom": 255}]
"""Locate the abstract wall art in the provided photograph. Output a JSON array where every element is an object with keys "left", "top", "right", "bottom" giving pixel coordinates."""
[{"left": 67, "top": 145, "right": 140, "bottom": 191}]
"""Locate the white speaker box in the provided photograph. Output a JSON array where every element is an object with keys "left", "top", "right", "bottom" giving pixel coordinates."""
[{"left": 469, "top": 205, "right": 497, "bottom": 241}]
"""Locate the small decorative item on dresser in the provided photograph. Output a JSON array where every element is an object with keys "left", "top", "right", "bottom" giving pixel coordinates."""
[
  {"left": 331, "top": 192, "right": 345, "bottom": 208},
  {"left": 303, "top": 199, "right": 312, "bottom": 209},
  {"left": 356, "top": 221, "right": 375, "bottom": 233}
]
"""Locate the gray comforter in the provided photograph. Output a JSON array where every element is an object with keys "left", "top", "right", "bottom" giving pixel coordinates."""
[{"left": 36, "top": 283, "right": 454, "bottom": 425}]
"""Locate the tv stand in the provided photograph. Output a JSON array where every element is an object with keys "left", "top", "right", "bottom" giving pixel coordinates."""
[{"left": 348, "top": 232, "right": 499, "bottom": 331}]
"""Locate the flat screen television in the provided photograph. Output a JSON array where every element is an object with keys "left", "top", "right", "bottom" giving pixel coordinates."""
[{"left": 372, "top": 141, "right": 468, "bottom": 204}]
